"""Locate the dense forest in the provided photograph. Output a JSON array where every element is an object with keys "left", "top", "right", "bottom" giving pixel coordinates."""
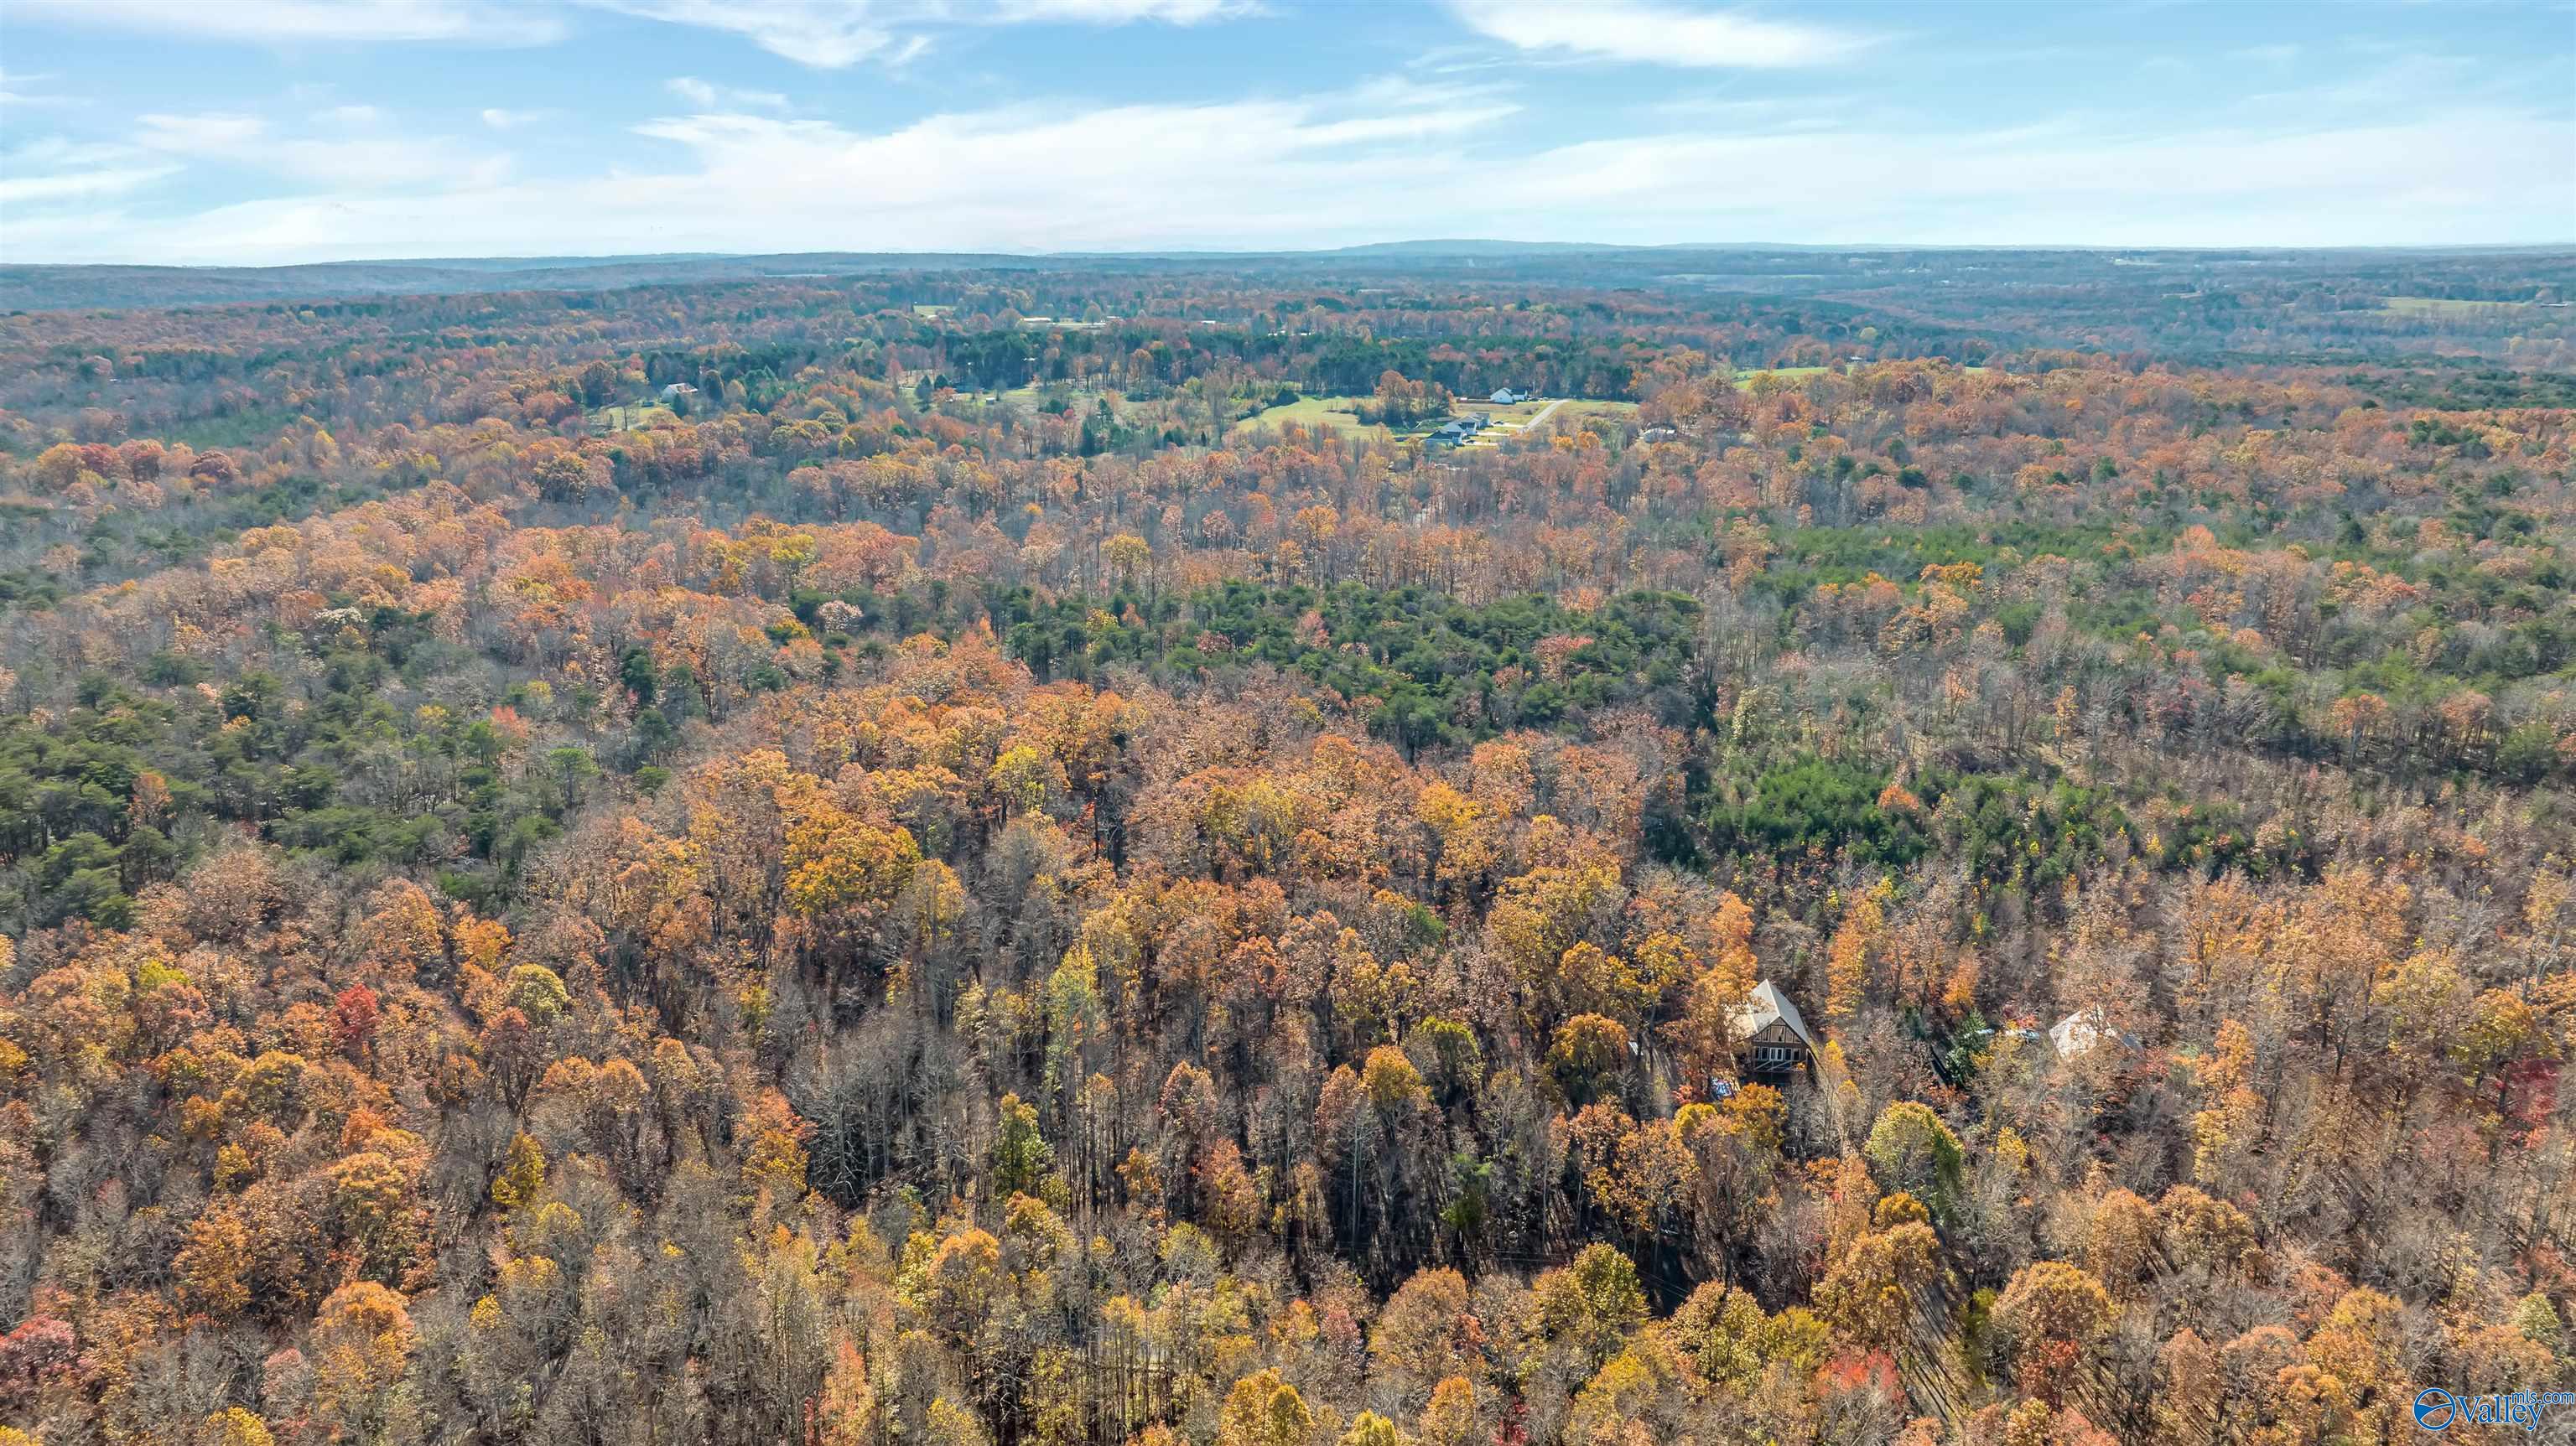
[{"left": 2, "top": 247, "right": 2573, "bottom": 1446}]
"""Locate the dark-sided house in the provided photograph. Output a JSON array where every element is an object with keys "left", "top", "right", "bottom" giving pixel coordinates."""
[{"left": 1732, "top": 979, "right": 1818, "bottom": 1077}]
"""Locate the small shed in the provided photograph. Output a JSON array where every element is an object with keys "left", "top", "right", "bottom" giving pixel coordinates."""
[{"left": 1732, "top": 980, "right": 1817, "bottom": 1075}]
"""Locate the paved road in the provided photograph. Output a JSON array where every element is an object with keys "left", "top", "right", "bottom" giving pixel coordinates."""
[{"left": 1521, "top": 397, "right": 1566, "bottom": 429}]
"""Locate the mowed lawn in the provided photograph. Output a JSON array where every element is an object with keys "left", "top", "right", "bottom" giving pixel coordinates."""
[
  {"left": 988, "top": 384, "right": 1109, "bottom": 412},
  {"left": 1235, "top": 394, "right": 1644, "bottom": 445},
  {"left": 1733, "top": 363, "right": 1990, "bottom": 390},
  {"left": 1452, "top": 397, "right": 1641, "bottom": 448},
  {"left": 1231, "top": 395, "right": 1389, "bottom": 440},
  {"left": 2381, "top": 296, "right": 2538, "bottom": 317},
  {"left": 1735, "top": 366, "right": 1831, "bottom": 389},
  {"left": 588, "top": 402, "right": 678, "bottom": 433}
]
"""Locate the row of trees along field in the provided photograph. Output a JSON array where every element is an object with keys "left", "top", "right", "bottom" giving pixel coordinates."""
[{"left": 0, "top": 257, "right": 2571, "bottom": 1445}]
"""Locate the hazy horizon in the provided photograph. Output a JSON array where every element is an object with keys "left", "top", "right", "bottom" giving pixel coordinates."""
[{"left": 13, "top": 237, "right": 2576, "bottom": 276}]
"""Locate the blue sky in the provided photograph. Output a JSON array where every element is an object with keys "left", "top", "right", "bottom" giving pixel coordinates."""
[{"left": 3, "top": 0, "right": 2570, "bottom": 264}]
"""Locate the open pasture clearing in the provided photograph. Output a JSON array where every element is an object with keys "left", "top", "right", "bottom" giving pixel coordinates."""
[
  {"left": 588, "top": 402, "right": 677, "bottom": 433},
  {"left": 1232, "top": 394, "right": 1643, "bottom": 448},
  {"left": 1454, "top": 397, "right": 1640, "bottom": 448},
  {"left": 1735, "top": 366, "right": 1831, "bottom": 389},
  {"left": 1231, "top": 394, "right": 1389, "bottom": 440},
  {"left": 2381, "top": 296, "right": 2542, "bottom": 317},
  {"left": 1734, "top": 363, "right": 1991, "bottom": 391},
  {"left": 986, "top": 383, "right": 1114, "bottom": 412}
]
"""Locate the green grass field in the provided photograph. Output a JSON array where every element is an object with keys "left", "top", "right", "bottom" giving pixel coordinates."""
[
  {"left": 1732, "top": 364, "right": 1990, "bottom": 390},
  {"left": 1550, "top": 399, "right": 1640, "bottom": 423},
  {"left": 1735, "top": 366, "right": 1831, "bottom": 389},
  {"left": 588, "top": 403, "right": 678, "bottom": 433},
  {"left": 164, "top": 407, "right": 299, "bottom": 450},
  {"left": 1231, "top": 395, "right": 1388, "bottom": 440},
  {"left": 1469, "top": 398, "right": 1560, "bottom": 426},
  {"left": 1233, "top": 394, "right": 1644, "bottom": 445},
  {"left": 1452, "top": 398, "right": 1641, "bottom": 448},
  {"left": 2381, "top": 296, "right": 2537, "bottom": 317},
  {"left": 988, "top": 384, "right": 1104, "bottom": 413}
]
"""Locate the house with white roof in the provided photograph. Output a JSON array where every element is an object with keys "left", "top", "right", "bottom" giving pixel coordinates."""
[
  {"left": 1732, "top": 980, "right": 1818, "bottom": 1077},
  {"left": 2049, "top": 1006, "right": 2135, "bottom": 1062}
]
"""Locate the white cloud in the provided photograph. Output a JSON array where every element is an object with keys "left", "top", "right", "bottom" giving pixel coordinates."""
[
  {"left": 7, "top": 75, "right": 2567, "bottom": 263},
  {"left": 570, "top": 0, "right": 1244, "bottom": 69},
  {"left": 12, "top": 82, "right": 1504, "bottom": 262},
  {"left": 667, "top": 76, "right": 790, "bottom": 111},
  {"left": 1449, "top": 0, "right": 1874, "bottom": 69},
  {"left": 132, "top": 107, "right": 512, "bottom": 189},
  {"left": 1644, "top": 94, "right": 1856, "bottom": 128},
  {"left": 9, "top": 0, "right": 563, "bottom": 44},
  {"left": 480, "top": 108, "right": 555, "bottom": 129},
  {"left": 1476, "top": 106, "right": 2573, "bottom": 246},
  {"left": 584, "top": 1, "right": 897, "bottom": 67},
  {"left": 984, "top": 0, "right": 1241, "bottom": 19},
  {"left": 606, "top": 80, "right": 1517, "bottom": 246},
  {"left": 275, "top": 135, "right": 516, "bottom": 188},
  {"left": 137, "top": 112, "right": 270, "bottom": 153},
  {"left": 13, "top": 0, "right": 1249, "bottom": 70},
  {"left": 0, "top": 167, "right": 178, "bottom": 207},
  {"left": 0, "top": 70, "right": 72, "bottom": 107},
  {"left": 0, "top": 137, "right": 178, "bottom": 221}
]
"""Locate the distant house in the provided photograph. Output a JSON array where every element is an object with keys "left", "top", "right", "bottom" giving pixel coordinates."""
[
  {"left": 2049, "top": 1007, "right": 2135, "bottom": 1062},
  {"left": 1638, "top": 426, "right": 1679, "bottom": 442},
  {"left": 1732, "top": 980, "right": 1818, "bottom": 1076},
  {"left": 659, "top": 383, "right": 699, "bottom": 402},
  {"left": 1490, "top": 387, "right": 1524, "bottom": 404}
]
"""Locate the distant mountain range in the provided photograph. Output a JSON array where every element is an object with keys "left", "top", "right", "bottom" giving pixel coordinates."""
[
  {"left": 0, "top": 253, "right": 1056, "bottom": 311},
  {"left": 6, "top": 241, "right": 2566, "bottom": 312}
]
